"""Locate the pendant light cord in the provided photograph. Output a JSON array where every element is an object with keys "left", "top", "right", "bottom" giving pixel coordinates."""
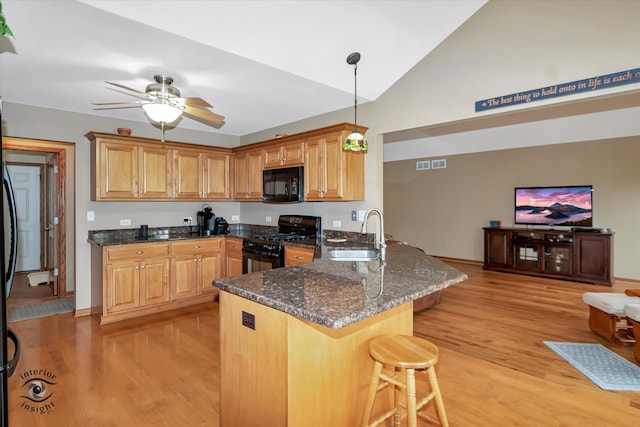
[{"left": 353, "top": 62, "right": 358, "bottom": 128}]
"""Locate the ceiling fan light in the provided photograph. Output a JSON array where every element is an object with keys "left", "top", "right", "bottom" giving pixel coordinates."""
[
  {"left": 142, "top": 103, "right": 182, "bottom": 123},
  {"left": 343, "top": 131, "right": 368, "bottom": 152}
]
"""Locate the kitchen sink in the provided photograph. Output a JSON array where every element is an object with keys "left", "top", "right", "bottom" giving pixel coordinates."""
[{"left": 327, "top": 249, "right": 379, "bottom": 261}]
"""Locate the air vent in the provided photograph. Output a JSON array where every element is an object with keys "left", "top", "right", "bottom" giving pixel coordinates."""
[
  {"left": 416, "top": 160, "right": 430, "bottom": 171},
  {"left": 432, "top": 159, "right": 447, "bottom": 169}
]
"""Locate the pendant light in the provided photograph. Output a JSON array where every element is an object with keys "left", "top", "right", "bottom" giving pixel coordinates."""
[{"left": 343, "top": 52, "right": 368, "bottom": 152}]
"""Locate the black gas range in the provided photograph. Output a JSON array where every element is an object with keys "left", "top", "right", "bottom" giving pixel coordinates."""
[{"left": 242, "top": 215, "right": 321, "bottom": 273}]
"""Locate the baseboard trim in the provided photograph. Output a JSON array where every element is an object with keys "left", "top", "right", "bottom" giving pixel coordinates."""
[{"left": 74, "top": 307, "right": 92, "bottom": 317}]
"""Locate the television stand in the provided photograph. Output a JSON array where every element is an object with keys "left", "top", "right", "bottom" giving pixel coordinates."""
[{"left": 483, "top": 227, "right": 614, "bottom": 286}]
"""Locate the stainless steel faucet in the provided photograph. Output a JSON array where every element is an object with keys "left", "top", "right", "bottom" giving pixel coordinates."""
[{"left": 360, "top": 208, "right": 386, "bottom": 261}]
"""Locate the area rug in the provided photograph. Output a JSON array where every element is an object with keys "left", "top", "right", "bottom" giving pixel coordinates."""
[
  {"left": 7, "top": 298, "right": 74, "bottom": 323},
  {"left": 543, "top": 341, "right": 640, "bottom": 391}
]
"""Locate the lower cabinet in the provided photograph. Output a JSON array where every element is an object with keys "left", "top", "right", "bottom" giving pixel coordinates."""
[
  {"left": 91, "top": 239, "right": 223, "bottom": 325},
  {"left": 225, "top": 237, "right": 244, "bottom": 277},
  {"left": 284, "top": 245, "right": 315, "bottom": 266},
  {"left": 171, "top": 239, "right": 223, "bottom": 299}
]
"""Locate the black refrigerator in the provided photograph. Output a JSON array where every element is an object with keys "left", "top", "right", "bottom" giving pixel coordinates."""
[{"left": 1, "top": 96, "right": 21, "bottom": 426}]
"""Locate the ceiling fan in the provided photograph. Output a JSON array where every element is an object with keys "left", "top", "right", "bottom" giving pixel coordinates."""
[{"left": 93, "top": 74, "right": 225, "bottom": 140}]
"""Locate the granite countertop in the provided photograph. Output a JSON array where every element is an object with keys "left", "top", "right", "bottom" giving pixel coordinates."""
[
  {"left": 87, "top": 224, "right": 271, "bottom": 246},
  {"left": 214, "top": 241, "right": 467, "bottom": 329}
]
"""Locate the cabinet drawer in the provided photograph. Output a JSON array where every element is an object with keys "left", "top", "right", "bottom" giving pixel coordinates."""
[
  {"left": 106, "top": 243, "right": 170, "bottom": 261},
  {"left": 285, "top": 245, "right": 315, "bottom": 266},
  {"left": 172, "top": 238, "right": 223, "bottom": 255},
  {"left": 225, "top": 238, "right": 243, "bottom": 258}
]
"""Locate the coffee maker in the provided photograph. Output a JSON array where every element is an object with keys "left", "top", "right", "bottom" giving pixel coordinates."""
[{"left": 197, "top": 205, "right": 215, "bottom": 236}]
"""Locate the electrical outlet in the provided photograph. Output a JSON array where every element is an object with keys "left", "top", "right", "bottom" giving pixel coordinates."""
[
  {"left": 266, "top": 216, "right": 272, "bottom": 223},
  {"left": 242, "top": 311, "right": 255, "bottom": 330},
  {"left": 183, "top": 216, "right": 192, "bottom": 224},
  {"left": 232, "top": 215, "right": 240, "bottom": 221},
  {"left": 333, "top": 220, "right": 342, "bottom": 228},
  {"left": 87, "top": 211, "right": 95, "bottom": 222},
  {"left": 120, "top": 219, "right": 131, "bottom": 226},
  {"left": 358, "top": 210, "right": 367, "bottom": 221},
  {"left": 351, "top": 210, "right": 357, "bottom": 221}
]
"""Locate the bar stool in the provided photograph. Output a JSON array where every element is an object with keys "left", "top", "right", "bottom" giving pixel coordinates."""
[{"left": 361, "top": 335, "right": 449, "bottom": 427}]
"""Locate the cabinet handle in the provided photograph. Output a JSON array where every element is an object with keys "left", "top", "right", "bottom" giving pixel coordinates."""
[
  {"left": 136, "top": 250, "right": 144, "bottom": 255},
  {"left": 194, "top": 258, "right": 198, "bottom": 262},
  {"left": 195, "top": 245, "right": 201, "bottom": 249},
  {"left": 295, "top": 256, "right": 304, "bottom": 260},
  {"left": 141, "top": 265, "right": 145, "bottom": 269},
  {"left": 135, "top": 266, "right": 139, "bottom": 270}
]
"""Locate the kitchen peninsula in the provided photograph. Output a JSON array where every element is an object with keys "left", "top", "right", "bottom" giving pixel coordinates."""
[{"left": 213, "top": 243, "right": 467, "bottom": 426}]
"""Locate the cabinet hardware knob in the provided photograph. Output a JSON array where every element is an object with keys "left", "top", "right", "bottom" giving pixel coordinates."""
[
  {"left": 135, "top": 266, "right": 139, "bottom": 270},
  {"left": 141, "top": 265, "right": 145, "bottom": 269},
  {"left": 136, "top": 251, "right": 144, "bottom": 254}
]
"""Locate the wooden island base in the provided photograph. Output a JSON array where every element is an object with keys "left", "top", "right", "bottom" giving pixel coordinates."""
[{"left": 219, "top": 291, "right": 413, "bottom": 426}]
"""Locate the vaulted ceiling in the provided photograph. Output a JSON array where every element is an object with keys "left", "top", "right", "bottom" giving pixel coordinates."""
[{"left": 0, "top": 0, "right": 486, "bottom": 136}]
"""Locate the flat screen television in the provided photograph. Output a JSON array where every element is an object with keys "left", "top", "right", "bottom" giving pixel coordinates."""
[{"left": 514, "top": 185, "right": 593, "bottom": 227}]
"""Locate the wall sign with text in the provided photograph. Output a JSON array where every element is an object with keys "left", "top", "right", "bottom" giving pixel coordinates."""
[{"left": 475, "top": 67, "right": 640, "bottom": 112}]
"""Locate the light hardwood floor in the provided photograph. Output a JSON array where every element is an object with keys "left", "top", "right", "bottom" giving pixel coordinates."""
[{"left": 6, "top": 261, "right": 640, "bottom": 426}]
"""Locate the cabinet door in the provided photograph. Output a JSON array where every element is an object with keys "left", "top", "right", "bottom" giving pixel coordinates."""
[
  {"left": 484, "top": 229, "right": 511, "bottom": 268},
  {"left": 225, "top": 238, "right": 244, "bottom": 278},
  {"left": 172, "top": 254, "right": 198, "bottom": 300},
  {"left": 285, "top": 246, "right": 314, "bottom": 266},
  {"left": 139, "top": 146, "right": 173, "bottom": 199},
  {"left": 203, "top": 152, "right": 230, "bottom": 199},
  {"left": 99, "top": 142, "right": 138, "bottom": 199},
  {"left": 247, "top": 150, "right": 263, "bottom": 200},
  {"left": 233, "top": 152, "right": 249, "bottom": 199},
  {"left": 281, "top": 141, "right": 304, "bottom": 166},
  {"left": 234, "top": 150, "right": 263, "bottom": 200},
  {"left": 105, "top": 260, "right": 140, "bottom": 313},
  {"left": 263, "top": 146, "right": 283, "bottom": 169},
  {"left": 140, "top": 258, "right": 171, "bottom": 306},
  {"left": 199, "top": 253, "right": 223, "bottom": 295},
  {"left": 321, "top": 133, "right": 344, "bottom": 199},
  {"left": 175, "top": 149, "right": 203, "bottom": 199},
  {"left": 574, "top": 234, "right": 612, "bottom": 284},
  {"left": 304, "top": 138, "right": 323, "bottom": 201}
]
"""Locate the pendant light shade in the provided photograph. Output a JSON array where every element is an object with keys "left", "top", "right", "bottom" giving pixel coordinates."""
[{"left": 343, "top": 52, "right": 368, "bottom": 152}]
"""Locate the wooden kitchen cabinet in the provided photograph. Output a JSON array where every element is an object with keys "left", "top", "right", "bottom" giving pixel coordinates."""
[
  {"left": 171, "top": 238, "right": 224, "bottom": 300},
  {"left": 233, "top": 148, "right": 263, "bottom": 200},
  {"left": 225, "top": 237, "right": 244, "bottom": 277},
  {"left": 91, "top": 138, "right": 173, "bottom": 200},
  {"left": 98, "top": 242, "right": 171, "bottom": 322},
  {"left": 284, "top": 245, "right": 315, "bottom": 266},
  {"left": 304, "top": 128, "right": 365, "bottom": 201},
  {"left": 263, "top": 140, "right": 304, "bottom": 169},
  {"left": 175, "top": 148, "right": 231, "bottom": 200}
]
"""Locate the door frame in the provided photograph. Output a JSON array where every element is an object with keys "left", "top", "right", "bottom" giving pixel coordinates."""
[{"left": 2, "top": 137, "right": 73, "bottom": 297}]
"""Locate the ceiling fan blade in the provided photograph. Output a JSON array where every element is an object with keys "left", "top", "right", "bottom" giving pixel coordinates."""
[
  {"left": 92, "top": 105, "right": 142, "bottom": 111},
  {"left": 105, "top": 81, "right": 147, "bottom": 95},
  {"left": 92, "top": 101, "right": 147, "bottom": 105},
  {"left": 182, "top": 105, "right": 225, "bottom": 124},
  {"left": 178, "top": 97, "right": 213, "bottom": 108}
]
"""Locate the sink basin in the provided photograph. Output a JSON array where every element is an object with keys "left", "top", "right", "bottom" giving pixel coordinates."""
[{"left": 327, "top": 249, "right": 379, "bottom": 261}]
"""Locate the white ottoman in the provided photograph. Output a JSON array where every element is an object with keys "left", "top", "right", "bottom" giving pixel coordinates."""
[
  {"left": 624, "top": 303, "right": 640, "bottom": 362},
  {"left": 582, "top": 292, "right": 640, "bottom": 344}
]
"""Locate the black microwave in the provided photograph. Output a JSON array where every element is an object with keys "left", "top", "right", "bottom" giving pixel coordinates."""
[{"left": 262, "top": 166, "right": 304, "bottom": 203}]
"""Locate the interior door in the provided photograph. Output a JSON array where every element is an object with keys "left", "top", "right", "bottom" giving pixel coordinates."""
[
  {"left": 6, "top": 164, "right": 41, "bottom": 272},
  {"left": 46, "top": 154, "right": 59, "bottom": 296}
]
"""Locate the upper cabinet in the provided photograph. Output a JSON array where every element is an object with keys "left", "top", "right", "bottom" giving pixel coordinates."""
[
  {"left": 263, "top": 140, "right": 304, "bottom": 169},
  {"left": 233, "top": 148, "right": 263, "bottom": 201},
  {"left": 304, "top": 126, "right": 366, "bottom": 201},
  {"left": 87, "top": 123, "right": 365, "bottom": 203},
  {"left": 87, "top": 132, "right": 231, "bottom": 201},
  {"left": 175, "top": 149, "right": 231, "bottom": 200},
  {"left": 90, "top": 136, "right": 173, "bottom": 200}
]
